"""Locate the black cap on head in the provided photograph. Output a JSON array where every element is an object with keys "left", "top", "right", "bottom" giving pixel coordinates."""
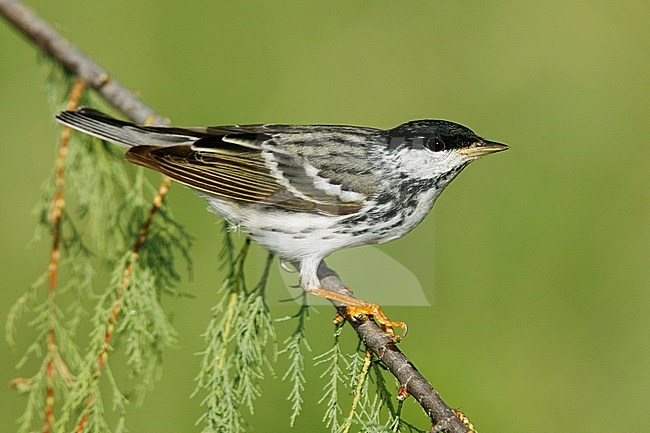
[{"left": 387, "top": 120, "right": 481, "bottom": 152}]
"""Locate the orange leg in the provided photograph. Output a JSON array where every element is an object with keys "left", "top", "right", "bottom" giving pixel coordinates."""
[{"left": 305, "top": 287, "right": 407, "bottom": 340}]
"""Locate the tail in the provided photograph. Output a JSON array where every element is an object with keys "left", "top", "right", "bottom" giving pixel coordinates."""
[{"left": 55, "top": 108, "right": 203, "bottom": 147}]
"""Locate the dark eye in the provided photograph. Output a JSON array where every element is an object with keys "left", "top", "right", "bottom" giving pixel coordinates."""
[{"left": 426, "top": 137, "right": 445, "bottom": 152}]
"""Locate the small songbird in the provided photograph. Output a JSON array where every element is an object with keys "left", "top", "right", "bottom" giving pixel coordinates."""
[{"left": 56, "top": 108, "right": 508, "bottom": 337}]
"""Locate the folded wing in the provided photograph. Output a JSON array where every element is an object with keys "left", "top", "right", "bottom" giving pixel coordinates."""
[{"left": 126, "top": 128, "right": 378, "bottom": 216}]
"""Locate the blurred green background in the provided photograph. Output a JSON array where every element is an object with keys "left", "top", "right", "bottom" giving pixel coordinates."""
[{"left": 1, "top": 1, "right": 649, "bottom": 432}]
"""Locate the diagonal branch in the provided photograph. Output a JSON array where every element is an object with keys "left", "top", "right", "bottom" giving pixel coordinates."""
[
  {"left": 0, "top": 0, "right": 165, "bottom": 125},
  {"left": 1, "top": 2, "right": 472, "bottom": 432},
  {"left": 75, "top": 177, "right": 172, "bottom": 433},
  {"left": 44, "top": 77, "right": 86, "bottom": 433},
  {"left": 318, "top": 263, "right": 471, "bottom": 433},
  {"left": 1, "top": 2, "right": 175, "bottom": 432}
]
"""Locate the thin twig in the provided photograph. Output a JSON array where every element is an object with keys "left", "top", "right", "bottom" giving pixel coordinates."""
[
  {"left": 44, "top": 78, "right": 86, "bottom": 433},
  {"left": 342, "top": 347, "right": 372, "bottom": 433},
  {"left": 0, "top": 2, "right": 177, "bottom": 432},
  {"left": 74, "top": 391, "right": 94, "bottom": 433},
  {"left": 75, "top": 177, "right": 172, "bottom": 433}
]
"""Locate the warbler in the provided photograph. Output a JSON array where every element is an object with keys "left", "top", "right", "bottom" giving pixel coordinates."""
[{"left": 56, "top": 108, "right": 508, "bottom": 337}]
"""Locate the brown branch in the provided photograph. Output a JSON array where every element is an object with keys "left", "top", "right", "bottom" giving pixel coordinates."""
[
  {"left": 0, "top": 2, "right": 174, "bottom": 432},
  {"left": 96, "top": 178, "right": 173, "bottom": 375},
  {"left": 1, "top": 2, "right": 473, "bottom": 432},
  {"left": 49, "top": 79, "right": 87, "bottom": 289},
  {"left": 44, "top": 78, "right": 86, "bottom": 433},
  {"left": 0, "top": 0, "right": 166, "bottom": 126},
  {"left": 318, "top": 263, "right": 472, "bottom": 433},
  {"left": 74, "top": 391, "right": 94, "bottom": 433},
  {"left": 77, "top": 177, "right": 172, "bottom": 433}
]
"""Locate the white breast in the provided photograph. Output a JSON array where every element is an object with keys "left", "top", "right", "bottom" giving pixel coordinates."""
[{"left": 201, "top": 193, "right": 353, "bottom": 261}]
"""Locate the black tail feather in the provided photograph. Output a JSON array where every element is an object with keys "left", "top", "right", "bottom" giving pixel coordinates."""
[{"left": 55, "top": 108, "right": 203, "bottom": 147}]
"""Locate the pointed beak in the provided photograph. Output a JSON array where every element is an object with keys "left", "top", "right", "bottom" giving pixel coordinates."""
[{"left": 457, "top": 140, "right": 509, "bottom": 157}]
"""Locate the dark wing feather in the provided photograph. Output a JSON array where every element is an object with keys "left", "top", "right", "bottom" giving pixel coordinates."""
[
  {"left": 124, "top": 127, "right": 375, "bottom": 216},
  {"left": 263, "top": 128, "right": 380, "bottom": 198},
  {"left": 57, "top": 109, "right": 380, "bottom": 209}
]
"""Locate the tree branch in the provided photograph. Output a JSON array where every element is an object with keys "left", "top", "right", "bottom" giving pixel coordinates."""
[
  {"left": 0, "top": 0, "right": 165, "bottom": 125},
  {"left": 318, "top": 263, "right": 471, "bottom": 433},
  {"left": 44, "top": 77, "right": 86, "bottom": 433},
  {"left": 1, "top": 2, "right": 472, "bottom": 431}
]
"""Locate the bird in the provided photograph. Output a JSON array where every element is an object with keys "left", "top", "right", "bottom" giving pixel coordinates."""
[{"left": 56, "top": 108, "right": 508, "bottom": 338}]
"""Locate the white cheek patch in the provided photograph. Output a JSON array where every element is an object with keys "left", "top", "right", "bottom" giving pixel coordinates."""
[{"left": 395, "top": 149, "right": 467, "bottom": 180}]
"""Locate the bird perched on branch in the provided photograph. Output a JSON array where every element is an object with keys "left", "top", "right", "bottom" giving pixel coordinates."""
[{"left": 56, "top": 108, "right": 508, "bottom": 339}]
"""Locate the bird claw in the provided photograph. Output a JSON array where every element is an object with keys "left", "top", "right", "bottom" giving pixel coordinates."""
[
  {"left": 306, "top": 286, "right": 406, "bottom": 340},
  {"left": 431, "top": 409, "right": 477, "bottom": 433},
  {"left": 396, "top": 385, "right": 410, "bottom": 401},
  {"left": 332, "top": 311, "right": 346, "bottom": 326},
  {"left": 345, "top": 303, "right": 407, "bottom": 341}
]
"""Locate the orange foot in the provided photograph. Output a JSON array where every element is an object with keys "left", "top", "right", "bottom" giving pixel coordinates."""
[
  {"left": 432, "top": 409, "right": 477, "bottom": 433},
  {"left": 346, "top": 303, "right": 407, "bottom": 341},
  {"left": 307, "top": 286, "right": 407, "bottom": 341},
  {"left": 453, "top": 409, "right": 477, "bottom": 432}
]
